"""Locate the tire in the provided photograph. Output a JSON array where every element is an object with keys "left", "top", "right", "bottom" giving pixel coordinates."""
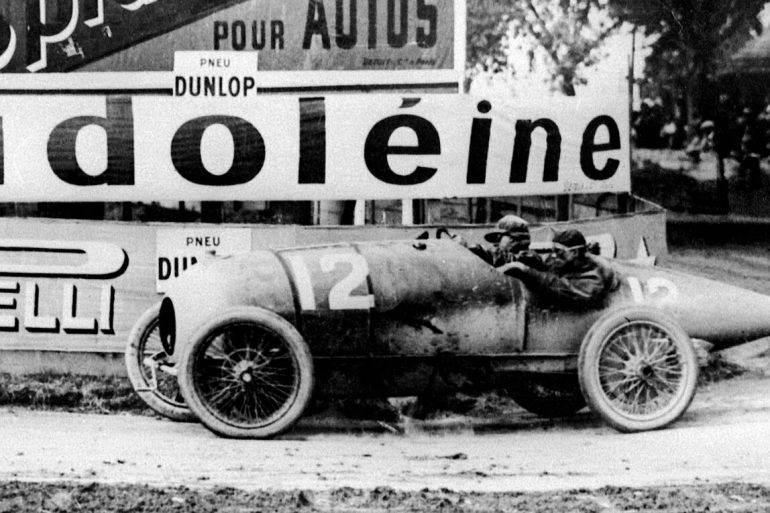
[
  {"left": 125, "top": 303, "right": 194, "bottom": 422},
  {"left": 507, "top": 372, "right": 586, "bottom": 418},
  {"left": 178, "top": 307, "right": 314, "bottom": 439},
  {"left": 578, "top": 305, "right": 698, "bottom": 433}
]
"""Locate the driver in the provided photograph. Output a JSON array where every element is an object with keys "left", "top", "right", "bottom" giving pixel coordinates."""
[
  {"left": 463, "top": 215, "right": 545, "bottom": 270},
  {"left": 499, "top": 229, "right": 617, "bottom": 309}
]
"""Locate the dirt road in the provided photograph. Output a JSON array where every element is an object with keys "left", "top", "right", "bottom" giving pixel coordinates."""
[{"left": 1, "top": 373, "right": 769, "bottom": 494}]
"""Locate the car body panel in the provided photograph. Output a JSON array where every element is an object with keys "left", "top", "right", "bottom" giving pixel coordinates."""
[
  {"left": 612, "top": 261, "right": 770, "bottom": 346},
  {"left": 163, "top": 239, "right": 770, "bottom": 373}
]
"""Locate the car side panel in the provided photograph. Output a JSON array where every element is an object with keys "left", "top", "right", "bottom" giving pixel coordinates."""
[
  {"left": 361, "top": 240, "right": 528, "bottom": 356},
  {"left": 277, "top": 245, "right": 371, "bottom": 357}
]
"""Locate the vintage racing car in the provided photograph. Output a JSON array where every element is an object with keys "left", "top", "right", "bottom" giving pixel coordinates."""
[{"left": 125, "top": 231, "right": 770, "bottom": 438}]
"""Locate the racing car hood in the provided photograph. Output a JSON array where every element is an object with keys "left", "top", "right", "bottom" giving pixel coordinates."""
[
  {"left": 611, "top": 260, "right": 770, "bottom": 348},
  {"left": 159, "top": 250, "right": 296, "bottom": 362}
]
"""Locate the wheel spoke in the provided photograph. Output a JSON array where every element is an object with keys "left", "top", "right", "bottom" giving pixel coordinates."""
[
  {"left": 193, "top": 321, "right": 301, "bottom": 428},
  {"left": 602, "top": 374, "right": 636, "bottom": 398},
  {"left": 205, "top": 387, "right": 239, "bottom": 410},
  {"left": 597, "top": 321, "right": 688, "bottom": 418},
  {"left": 257, "top": 386, "right": 289, "bottom": 408}
]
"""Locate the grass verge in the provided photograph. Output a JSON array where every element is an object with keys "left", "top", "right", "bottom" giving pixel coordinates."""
[{"left": 0, "top": 373, "right": 148, "bottom": 414}]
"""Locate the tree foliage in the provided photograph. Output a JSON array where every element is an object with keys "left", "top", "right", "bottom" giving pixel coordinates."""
[
  {"left": 466, "top": 0, "right": 621, "bottom": 96},
  {"left": 608, "top": 0, "right": 766, "bottom": 117},
  {"left": 467, "top": 0, "right": 767, "bottom": 107}
]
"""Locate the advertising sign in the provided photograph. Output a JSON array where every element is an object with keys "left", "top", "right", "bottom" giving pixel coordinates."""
[
  {"left": 0, "top": 93, "right": 630, "bottom": 201},
  {"left": 0, "top": 237, "right": 122, "bottom": 336},
  {"left": 156, "top": 227, "right": 252, "bottom": 292},
  {"left": 0, "top": 0, "right": 461, "bottom": 75}
]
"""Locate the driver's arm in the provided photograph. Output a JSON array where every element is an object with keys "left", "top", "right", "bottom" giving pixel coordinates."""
[
  {"left": 455, "top": 237, "right": 505, "bottom": 266},
  {"left": 503, "top": 263, "right": 610, "bottom": 307}
]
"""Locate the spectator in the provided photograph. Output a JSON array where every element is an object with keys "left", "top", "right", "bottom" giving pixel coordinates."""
[
  {"left": 685, "top": 120, "right": 714, "bottom": 163},
  {"left": 738, "top": 107, "right": 763, "bottom": 183}
]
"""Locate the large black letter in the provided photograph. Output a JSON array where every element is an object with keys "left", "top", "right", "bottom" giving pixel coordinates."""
[
  {"left": 303, "top": 0, "right": 331, "bottom": 49},
  {"left": 213, "top": 21, "right": 228, "bottom": 50},
  {"left": 26, "top": 0, "right": 77, "bottom": 71},
  {"left": 387, "top": 0, "right": 408, "bottom": 48},
  {"left": 336, "top": 0, "right": 357, "bottom": 49},
  {"left": 580, "top": 115, "right": 621, "bottom": 180},
  {"left": 47, "top": 97, "right": 135, "bottom": 186},
  {"left": 466, "top": 100, "right": 492, "bottom": 184},
  {"left": 271, "top": 20, "right": 285, "bottom": 49},
  {"left": 364, "top": 114, "right": 440, "bottom": 185},
  {"left": 510, "top": 119, "right": 561, "bottom": 183},
  {"left": 416, "top": 0, "right": 437, "bottom": 48},
  {"left": 367, "top": 0, "right": 377, "bottom": 49},
  {"left": 298, "top": 98, "right": 326, "bottom": 184},
  {"left": 158, "top": 258, "right": 171, "bottom": 281},
  {"left": 171, "top": 116, "right": 264, "bottom": 186}
]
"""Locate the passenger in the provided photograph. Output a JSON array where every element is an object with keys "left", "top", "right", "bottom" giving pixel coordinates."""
[
  {"left": 499, "top": 229, "right": 617, "bottom": 309},
  {"left": 462, "top": 214, "right": 544, "bottom": 270}
]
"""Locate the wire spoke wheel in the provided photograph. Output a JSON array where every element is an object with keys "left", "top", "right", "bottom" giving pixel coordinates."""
[
  {"left": 195, "top": 323, "right": 299, "bottom": 427},
  {"left": 179, "top": 308, "right": 313, "bottom": 439},
  {"left": 598, "top": 323, "right": 684, "bottom": 417},
  {"left": 125, "top": 303, "right": 193, "bottom": 421},
  {"left": 579, "top": 306, "right": 697, "bottom": 432}
]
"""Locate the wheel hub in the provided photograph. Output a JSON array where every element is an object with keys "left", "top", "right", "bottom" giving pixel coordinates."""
[
  {"left": 639, "top": 364, "right": 654, "bottom": 380},
  {"left": 232, "top": 360, "right": 259, "bottom": 385},
  {"left": 598, "top": 321, "right": 688, "bottom": 417},
  {"left": 629, "top": 360, "right": 655, "bottom": 381}
]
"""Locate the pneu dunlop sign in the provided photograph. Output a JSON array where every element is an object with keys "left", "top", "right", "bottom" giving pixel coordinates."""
[
  {"left": 156, "top": 228, "right": 252, "bottom": 293},
  {"left": 0, "top": 93, "right": 629, "bottom": 201}
]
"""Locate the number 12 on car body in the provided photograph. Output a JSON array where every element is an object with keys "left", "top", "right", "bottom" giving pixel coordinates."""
[
  {"left": 627, "top": 276, "right": 679, "bottom": 304},
  {"left": 283, "top": 252, "right": 375, "bottom": 311}
]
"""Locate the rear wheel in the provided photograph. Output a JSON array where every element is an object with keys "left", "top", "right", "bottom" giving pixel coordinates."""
[
  {"left": 578, "top": 306, "right": 697, "bottom": 432},
  {"left": 178, "top": 308, "right": 314, "bottom": 439},
  {"left": 507, "top": 372, "right": 586, "bottom": 418},
  {"left": 125, "top": 303, "right": 193, "bottom": 421}
]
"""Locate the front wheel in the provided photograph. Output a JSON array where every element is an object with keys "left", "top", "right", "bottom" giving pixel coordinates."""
[
  {"left": 578, "top": 306, "right": 698, "bottom": 432},
  {"left": 178, "top": 307, "right": 314, "bottom": 439}
]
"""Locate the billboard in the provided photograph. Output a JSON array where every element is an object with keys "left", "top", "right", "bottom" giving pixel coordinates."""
[
  {"left": 0, "top": 92, "right": 630, "bottom": 201},
  {"left": 0, "top": 0, "right": 463, "bottom": 78}
]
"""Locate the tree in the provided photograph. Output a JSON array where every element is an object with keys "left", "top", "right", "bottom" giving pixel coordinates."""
[
  {"left": 466, "top": 0, "right": 622, "bottom": 96},
  {"left": 608, "top": 0, "right": 766, "bottom": 120}
]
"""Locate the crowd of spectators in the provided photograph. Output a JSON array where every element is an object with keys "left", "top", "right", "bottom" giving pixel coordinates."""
[{"left": 632, "top": 96, "right": 770, "bottom": 179}]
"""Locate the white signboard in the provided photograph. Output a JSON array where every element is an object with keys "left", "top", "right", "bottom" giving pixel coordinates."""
[
  {"left": 156, "top": 228, "right": 252, "bottom": 293},
  {"left": 0, "top": 93, "right": 629, "bottom": 201},
  {"left": 174, "top": 51, "right": 259, "bottom": 98}
]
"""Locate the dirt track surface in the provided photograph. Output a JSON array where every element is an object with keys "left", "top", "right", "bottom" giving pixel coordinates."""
[
  {"left": 1, "top": 373, "right": 770, "bottom": 495},
  {"left": 2, "top": 481, "right": 770, "bottom": 513},
  {"left": 2, "top": 375, "right": 770, "bottom": 511}
]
